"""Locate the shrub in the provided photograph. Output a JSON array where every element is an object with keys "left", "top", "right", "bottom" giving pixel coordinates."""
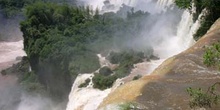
[
  {"left": 108, "top": 52, "right": 122, "bottom": 64},
  {"left": 78, "top": 78, "right": 91, "bottom": 88},
  {"left": 187, "top": 82, "right": 220, "bottom": 108},
  {"left": 69, "top": 53, "right": 100, "bottom": 76},
  {"left": 203, "top": 42, "right": 220, "bottom": 69},
  {"left": 92, "top": 74, "right": 117, "bottom": 90},
  {"left": 99, "top": 66, "right": 113, "bottom": 76},
  {"left": 133, "top": 74, "right": 142, "bottom": 80}
]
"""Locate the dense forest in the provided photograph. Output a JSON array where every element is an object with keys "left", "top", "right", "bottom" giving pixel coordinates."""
[
  {"left": 1, "top": 0, "right": 220, "bottom": 105},
  {"left": 0, "top": 0, "right": 156, "bottom": 100}
]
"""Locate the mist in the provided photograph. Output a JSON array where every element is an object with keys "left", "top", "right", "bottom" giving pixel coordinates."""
[
  {"left": 0, "top": 12, "right": 64, "bottom": 110},
  {"left": 0, "top": 0, "right": 191, "bottom": 110},
  {"left": 0, "top": 74, "right": 65, "bottom": 110},
  {"left": 0, "top": 13, "right": 23, "bottom": 41},
  {"left": 81, "top": 0, "right": 184, "bottom": 59}
]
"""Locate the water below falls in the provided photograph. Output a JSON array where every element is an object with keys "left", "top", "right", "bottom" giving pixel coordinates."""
[
  {"left": 66, "top": 0, "right": 203, "bottom": 110},
  {"left": 0, "top": 40, "right": 26, "bottom": 71},
  {"left": 0, "top": 0, "right": 204, "bottom": 110}
]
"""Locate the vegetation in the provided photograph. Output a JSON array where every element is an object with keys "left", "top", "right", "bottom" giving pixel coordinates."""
[
  {"left": 183, "top": 0, "right": 220, "bottom": 102},
  {"left": 92, "top": 50, "right": 151, "bottom": 90},
  {"left": 92, "top": 73, "right": 117, "bottom": 90},
  {"left": 174, "top": 0, "right": 220, "bottom": 40},
  {"left": 19, "top": 1, "right": 152, "bottom": 95},
  {"left": 0, "top": 0, "right": 76, "bottom": 17},
  {"left": 99, "top": 66, "right": 113, "bottom": 76},
  {"left": 187, "top": 82, "right": 220, "bottom": 108},
  {"left": 78, "top": 78, "right": 91, "bottom": 88},
  {"left": 203, "top": 42, "right": 220, "bottom": 69},
  {"left": 0, "top": 0, "right": 29, "bottom": 17},
  {"left": 112, "top": 50, "right": 147, "bottom": 77},
  {"left": 21, "top": 71, "right": 46, "bottom": 93},
  {"left": 69, "top": 54, "right": 100, "bottom": 77},
  {"left": 187, "top": 42, "right": 220, "bottom": 109},
  {"left": 118, "top": 102, "right": 138, "bottom": 110},
  {"left": 1, "top": 57, "right": 45, "bottom": 93},
  {"left": 174, "top": 0, "right": 191, "bottom": 9},
  {"left": 133, "top": 74, "right": 142, "bottom": 80}
]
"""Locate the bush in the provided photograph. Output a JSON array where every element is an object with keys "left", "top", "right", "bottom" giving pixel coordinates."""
[
  {"left": 107, "top": 52, "right": 122, "bottom": 64},
  {"left": 187, "top": 82, "right": 220, "bottom": 108},
  {"left": 110, "top": 50, "right": 146, "bottom": 78},
  {"left": 69, "top": 53, "right": 100, "bottom": 76},
  {"left": 107, "top": 50, "right": 146, "bottom": 64},
  {"left": 133, "top": 75, "right": 142, "bottom": 80},
  {"left": 92, "top": 74, "right": 117, "bottom": 90},
  {"left": 99, "top": 66, "right": 113, "bottom": 76},
  {"left": 78, "top": 78, "right": 91, "bottom": 88},
  {"left": 203, "top": 42, "right": 220, "bottom": 69}
]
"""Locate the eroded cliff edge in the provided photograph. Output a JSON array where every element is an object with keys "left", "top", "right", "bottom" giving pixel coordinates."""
[{"left": 99, "top": 18, "right": 220, "bottom": 109}]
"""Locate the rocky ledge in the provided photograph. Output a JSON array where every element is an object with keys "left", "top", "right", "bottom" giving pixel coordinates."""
[{"left": 99, "top": 18, "right": 220, "bottom": 110}]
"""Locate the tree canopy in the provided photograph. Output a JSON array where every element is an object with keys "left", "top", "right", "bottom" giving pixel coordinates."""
[{"left": 20, "top": 2, "right": 153, "bottom": 95}]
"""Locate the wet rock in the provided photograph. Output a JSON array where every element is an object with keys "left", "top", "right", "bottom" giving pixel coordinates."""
[{"left": 99, "top": 18, "right": 220, "bottom": 110}]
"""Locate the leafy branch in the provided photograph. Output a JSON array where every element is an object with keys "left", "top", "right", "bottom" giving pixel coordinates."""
[{"left": 187, "top": 82, "right": 220, "bottom": 108}]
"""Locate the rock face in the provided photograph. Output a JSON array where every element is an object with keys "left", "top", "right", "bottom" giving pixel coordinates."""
[{"left": 99, "top": 18, "right": 220, "bottom": 109}]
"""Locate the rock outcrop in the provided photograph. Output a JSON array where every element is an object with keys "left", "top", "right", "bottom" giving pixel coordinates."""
[{"left": 99, "top": 18, "right": 220, "bottom": 109}]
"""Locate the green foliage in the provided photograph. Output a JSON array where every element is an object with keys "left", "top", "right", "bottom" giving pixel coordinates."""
[
  {"left": 20, "top": 2, "right": 152, "bottom": 95},
  {"left": 92, "top": 74, "right": 117, "bottom": 90},
  {"left": 190, "top": 40, "right": 220, "bottom": 109},
  {"left": 187, "top": 82, "right": 220, "bottom": 108},
  {"left": 108, "top": 52, "right": 123, "bottom": 64},
  {"left": 99, "top": 66, "right": 113, "bottom": 76},
  {"left": 108, "top": 50, "right": 146, "bottom": 65},
  {"left": 119, "top": 102, "right": 138, "bottom": 110},
  {"left": 0, "top": 0, "right": 76, "bottom": 17},
  {"left": 69, "top": 53, "right": 100, "bottom": 77},
  {"left": 0, "top": 0, "right": 27, "bottom": 17},
  {"left": 175, "top": 0, "right": 220, "bottom": 39},
  {"left": 21, "top": 71, "right": 45, "bottom": 93},
  {"left": 174, "top": 0, "right": 192, "bottom": 9},
  {"left": 203, "top": 42, "right": 220, "bottom": 69},
  {"left": 78, "top": 78, "right": 91, "bottom": 88},
  {"left": 194, "top": 0, "right": 220, "bottom": 39},
  {"left": 133, "top": 74, "right": 142, "bottom": 80},
  {"left": 109, "top": 50, "right": 146, "bottom": 78},
  {"left": 92, "top": 50, "right": 148, "bottom": 90}
]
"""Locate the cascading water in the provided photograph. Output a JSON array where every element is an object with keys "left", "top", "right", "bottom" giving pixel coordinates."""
[
  {"left": 66, "top": 0, "right": 203, "bottom": 109},
  {"left": 157, "top": 0, "right": 174, "bottom": 9}
]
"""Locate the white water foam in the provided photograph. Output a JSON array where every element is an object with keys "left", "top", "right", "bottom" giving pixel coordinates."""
[
  {"left": 0, "top": 40, "right": 25, "bottom": 63},
  {"left": 0, "top": 40, "right": 26, "bottom": 70},
  {"left": 66, "top": 74, "right": 111, "bottom": 110},
  {"left": 66, "top": 0, "right": 203, "bottom": 109}
]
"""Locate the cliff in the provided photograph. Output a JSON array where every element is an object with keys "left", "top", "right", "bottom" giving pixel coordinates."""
[{"left": 99, "top": 18, "right": 220, "bottom": 109}]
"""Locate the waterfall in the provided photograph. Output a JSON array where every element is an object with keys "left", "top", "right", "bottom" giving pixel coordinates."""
[
  {"left": 156, "top": 0, "right": 174, "bottom": 12},
  {"left": 66, "top": 0, "right": 203, "bottom": 109},
  {"left": 177, "top": 9, "right": 207, "bottom": 50},
  {"left": 66, "top": 74, "right": 112, "bottom": 110},
  {"left": 157, "top": 0, "right": 173, "bottom": 7}
]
